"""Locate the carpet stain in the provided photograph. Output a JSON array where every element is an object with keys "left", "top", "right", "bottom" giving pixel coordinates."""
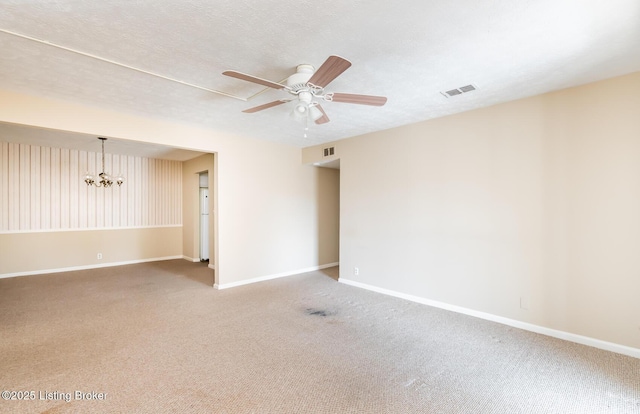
[{"left": 306, "top": 308, "right": 329, "bottom": 317}]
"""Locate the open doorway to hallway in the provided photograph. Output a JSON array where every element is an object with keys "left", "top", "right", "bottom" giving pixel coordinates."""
[
  {"left": 314, "top": 158, "right": 340, "bottom": 281},
  {"left": 199, "top": 172, "right": 209, "bottom": 263},
  {"left": 183, "top": 153, "right": 217, "bottom": 286}
]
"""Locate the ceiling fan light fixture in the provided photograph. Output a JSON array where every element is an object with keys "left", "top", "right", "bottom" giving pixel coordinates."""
[
  {"left": 290, "top": 107, "right": 307, "bottom": 123},
  {"left": 309, "top": 105, "right": 323, "bottom": 121},
  {"left": 294, "top": 90, "right": 313, "bottom": 114},
  {"left": 295, "top": 102, "right": 308, "bottom": 113}
]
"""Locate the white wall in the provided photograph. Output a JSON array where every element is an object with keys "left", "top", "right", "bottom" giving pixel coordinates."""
[{"left": 303, "top": 72, "right": 640, "bottom": 351}]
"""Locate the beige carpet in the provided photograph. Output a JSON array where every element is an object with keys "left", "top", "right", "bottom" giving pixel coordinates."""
[{"left": 0, "top": 260, "right": 639, "bottom": 413}]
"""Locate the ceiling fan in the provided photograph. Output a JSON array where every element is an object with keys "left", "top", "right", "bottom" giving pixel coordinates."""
[{"left": 223, "top": 55, "right": 387, "bottom": 125}]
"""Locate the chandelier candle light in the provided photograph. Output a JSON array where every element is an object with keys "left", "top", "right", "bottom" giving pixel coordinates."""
[{"left": 84, "top": 137, "right": 125, "bottom": 188}]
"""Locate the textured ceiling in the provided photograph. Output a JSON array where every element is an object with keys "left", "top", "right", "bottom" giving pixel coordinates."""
[
  {"left": 1, "top": 0, "right": 639, "bottom": 150},
  {"left": 0, "top": 122, "right": 205, "bottom": 161}
]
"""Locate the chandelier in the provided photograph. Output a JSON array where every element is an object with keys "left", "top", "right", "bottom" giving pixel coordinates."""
[{"left": 84, "top": 137, "right": 125, "bottom": 187}]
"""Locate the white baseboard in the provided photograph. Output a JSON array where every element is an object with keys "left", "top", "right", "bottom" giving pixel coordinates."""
[
  {"left": 0, "top": 256, "right": 184, "bottom": 279},
  {"left": 214, "top": 262, "right": 339, "bottom": 290},
  {"left": 208, "top": 263, "right": 216, "bottom": 270},
  {"left": 339, "top": 278, "right": 640, "bottom": 360}
]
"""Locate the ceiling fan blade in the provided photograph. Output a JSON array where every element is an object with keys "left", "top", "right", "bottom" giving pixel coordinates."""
[
  {"left": 331, "top": 93, "right": 387, "bottom": 106},
  {"left": 223, "top": 70, "right": 288, "bottom": 90},
  {"left": 307, "top": 56, "right": 352, "bottom": 88},
  {"left": 314, "top": 104, "right": 330, "bottom": 125},
  {"left": 242, "top": 100, "right": 291, "bottom": 113}
]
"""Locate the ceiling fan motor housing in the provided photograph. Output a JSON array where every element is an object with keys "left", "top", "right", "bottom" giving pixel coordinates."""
[{"left": 286, "top": 64, "right": 315, "bottom": 89}]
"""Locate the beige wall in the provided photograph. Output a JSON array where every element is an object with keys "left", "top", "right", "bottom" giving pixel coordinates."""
[
  {"left": 303, "top": 72, "right": 640, "bottom": 350},
  {"left": 0, "top": 226, "right": 182, "bottom": 275},
  {"left": 0, "top": 89, "right": 338, "bottom": 285},
  {"left": 215, "top": 141, "right": 339, "bottom": 283}
]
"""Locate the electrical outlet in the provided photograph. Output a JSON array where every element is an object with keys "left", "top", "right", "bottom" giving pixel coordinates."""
[
  {"left": 97, "top": 253, "right": 102, "bottom": 260},
  {"left": 520, "top": 296, "right": 529, "bottom": 310},
  {"left": 354, "top": 267, "right": 359, "bottom": 276}
]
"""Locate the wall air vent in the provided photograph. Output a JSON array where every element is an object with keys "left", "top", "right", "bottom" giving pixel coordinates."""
[
  {"left": 323, "top": 146, "right": 335, "bottom": 157},
  {"left": 441, "top": 84, "right": 478, "bottom": 98}
]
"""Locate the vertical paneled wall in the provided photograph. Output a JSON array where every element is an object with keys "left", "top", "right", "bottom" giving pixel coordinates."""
[{"left": 0, "top": 141, "right": 182, "bottom": 232}]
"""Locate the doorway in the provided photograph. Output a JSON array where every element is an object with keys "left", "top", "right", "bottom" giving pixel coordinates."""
[
  {"left": 314, "top": 160, "right": 340, "bottom": 280},
  {"left": 199, "top": 172, "right": 209, "bottom": 262}
]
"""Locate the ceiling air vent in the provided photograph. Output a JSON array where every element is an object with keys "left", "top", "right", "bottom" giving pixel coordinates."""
[
  {"left": 323, "top": 146, "right": 335, "bottom": 157},
  {"left": 441, "top": 84, "right": 477, "bottom": 98}
]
